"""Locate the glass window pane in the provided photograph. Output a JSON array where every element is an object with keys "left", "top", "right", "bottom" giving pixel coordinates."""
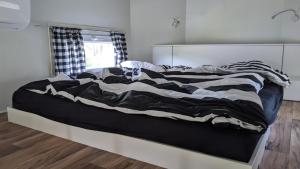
[{"left": 83, "top": 41, "right": 115, "bottom": 70}]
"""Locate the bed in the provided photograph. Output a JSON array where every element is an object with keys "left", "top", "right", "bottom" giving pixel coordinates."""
[{"left": 8, "top": 44, "right": 289, "bottom": 169}]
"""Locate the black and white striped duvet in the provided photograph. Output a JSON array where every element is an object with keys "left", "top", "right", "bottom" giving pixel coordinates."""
[
  {"left": 27, "top": 61, "right": 288, "bottom": 133},
  {"left": 220, "top": 60, "right": 290, "bottom": 87}
]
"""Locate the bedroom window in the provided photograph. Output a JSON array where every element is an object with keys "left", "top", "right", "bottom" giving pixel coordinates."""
[
  {"left": 50, "top": 26, "right": 128, "bottom": 76},
  {"left": 83, "top": 41, "right": 115, "bottom": 69},
  {"left": 82, "top": 31, "right": 116, "bottom": 70}
]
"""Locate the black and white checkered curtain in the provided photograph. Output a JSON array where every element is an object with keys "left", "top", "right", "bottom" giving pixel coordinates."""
[
  {"left": 51, "top": 27, "right": 86, "bottom": 77},
  {"left": 110, "top": 32, "right": 128, "bottom": 66}
]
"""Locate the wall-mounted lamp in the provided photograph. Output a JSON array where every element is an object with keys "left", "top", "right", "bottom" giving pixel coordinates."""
[
  {"left": 170, "top": 17, "right": 181, "bottom": 66},
  {"left": 272, "top": 9, "right": 300, "bottom": 22},
  {"left": 171, "top": 17, "right": 181, "bottom": 29}
]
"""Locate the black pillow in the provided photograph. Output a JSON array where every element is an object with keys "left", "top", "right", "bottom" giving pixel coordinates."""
[{"left": 77, "top": 72, "right": 97, "bottom": 80}]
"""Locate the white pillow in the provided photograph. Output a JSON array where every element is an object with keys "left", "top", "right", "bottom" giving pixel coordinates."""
[
  {"left": 121, "top": 61, "right": 143, "bottom": 69},
  {"left": 121, "top": 61, "right": 165, "bottom": 72},
  {"left": 48, "top": 73, "right": 72, "bottom": 82}
]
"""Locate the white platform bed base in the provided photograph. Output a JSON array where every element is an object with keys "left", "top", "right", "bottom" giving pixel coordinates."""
[{"left": 7, "top": 107, "right": 269, "bottom": 169}]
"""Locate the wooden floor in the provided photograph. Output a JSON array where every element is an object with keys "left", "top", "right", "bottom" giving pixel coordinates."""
[
  {"left": 0, "top": 113, "right": 162, "bottom": 169},
  {"left": 0, "top": 101, "right": 299, "bottom": 169},
  {"left": 261, "top": 101, "right": 300, "bottom": 169}
]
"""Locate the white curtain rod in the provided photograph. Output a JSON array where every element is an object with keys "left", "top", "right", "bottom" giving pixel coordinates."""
[{"left": 32, "top": 21, "right": 119, "bottom": 33}]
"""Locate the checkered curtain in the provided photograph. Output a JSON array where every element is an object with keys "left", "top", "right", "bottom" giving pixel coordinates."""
[
  {"left": 110, "top": 32, "right": 128, "bottom": 66},
  {"left": 51, "top": 27, "right": 86, "bottom": 77}
]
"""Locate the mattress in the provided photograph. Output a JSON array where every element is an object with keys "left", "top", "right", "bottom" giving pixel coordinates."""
[{"left": 12, "top": 81, "right": 283, "bottom": 162}]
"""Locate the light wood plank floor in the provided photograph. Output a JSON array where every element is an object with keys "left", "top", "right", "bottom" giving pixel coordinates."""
[
  {"left": 0, "top": 113, "right": 162, "bottom": 169},
  {"left": 0, "top": 101, "right": 299, "bottom": 169},
  {"left": 261, "top": 101, "right": 300, "bottom": 169}
]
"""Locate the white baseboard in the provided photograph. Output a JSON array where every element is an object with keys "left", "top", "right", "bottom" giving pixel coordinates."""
[{"left": 0, "top": 110, "right": 6, "bottom": 114}]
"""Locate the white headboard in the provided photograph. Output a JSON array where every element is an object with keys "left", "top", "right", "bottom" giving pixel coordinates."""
[
  {"left": 153, "top": 44, "right": 284, "bottom": 71},
  {"left": 153, "top": 43, "right": 300, "bottom": 101}
]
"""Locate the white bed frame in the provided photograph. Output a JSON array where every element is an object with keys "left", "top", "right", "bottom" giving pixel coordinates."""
[
  {"left": 153, "top": 44, "right": 284, "bottom": 70},
  {"left": 7, "top": 44, "right": 287, "bottom": 169},
  {"left": 7, "top": 107, "right": 269, "bottom": 169}
]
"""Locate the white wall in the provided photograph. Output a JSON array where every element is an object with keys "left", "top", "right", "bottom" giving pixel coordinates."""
[
  {"left": 130, "top": 0, "right": 186, "bottom": 62},
  {"left": 0, "top": 0, "right": 131, "bottom": 111},
  {"left": 130, "top": 0, "right": 300, "bottom": 60},
  {"left": 32, "top": 0, "right": 131, "bottom": 54},
  {"left": 0, "top": 26, "right": 50, "bottom": 112},
  {"left": 185, "top": 0, "right": 285, "bottom": 43}
]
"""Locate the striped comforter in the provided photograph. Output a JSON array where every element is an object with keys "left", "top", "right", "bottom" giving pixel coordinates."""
[{"left": 28, "top": 61, "right": 289, "bottom": 133}]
